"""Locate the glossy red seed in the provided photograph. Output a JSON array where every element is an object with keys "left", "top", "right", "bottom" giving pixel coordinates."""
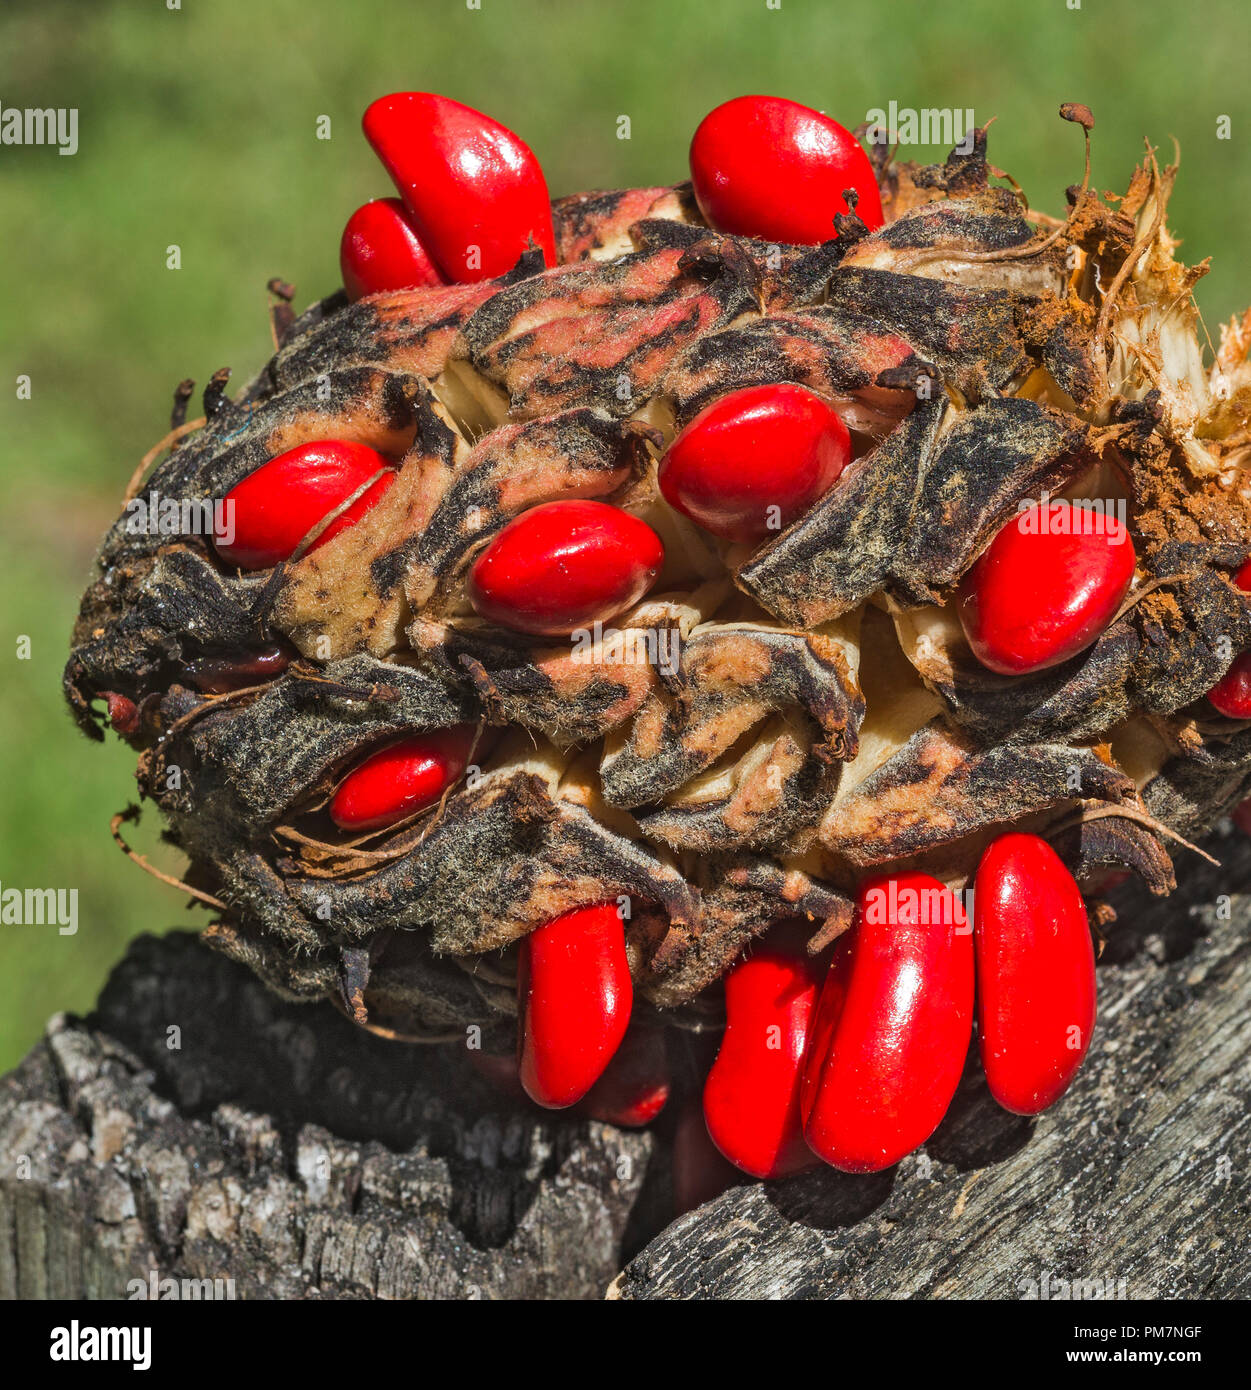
[
  {"left": 518, "top": 902, "right": 633, "bottom": 1108},
  {"left": 1234, "top": 798, "right": 1251, "bottom": 837},
  {"left": 1205, "top": 559, "right": 1251, "bottom": 717},
  {"left": 974, "top": 833, "right": 1096, "bottom": 1115},
  {"left": 340, "top": 198, "right": 445, "bottom": 300},
  {"left": 579, "top": 1027, "right": 670, "bottom": 1127},
  {"left": 215, "top": 441, "right": 394, "bottom": 571},
  {"left": 957, "top": 499, "right": 1135, "bottom": 675},
  {"left": 329, "top": 727, "right": 475, "bottom": 832},
  {"left": 468, "top": 500, "right": 664, "bottom": 637},
  {"left": 798, "top": 934, "right": 853, "bottom": 1129},
  {"left": 362, "top": 92, "right": 555, "bottom": 283},
  {"left": 703, "top": 920, "right": 824, "bottom": 1179},
  {"left": 660, "top": 384, "right": 852, "bottom": 543},
  {"left": 689, "top": 95, "right": 884, "bottom": 245},
  {"left": 802, "top": 872, "right": 974, "bottom": 1174}
]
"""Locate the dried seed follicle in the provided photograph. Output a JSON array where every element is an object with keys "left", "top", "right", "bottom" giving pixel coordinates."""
[{"left": 65, "top": 111, "right": 1251, "bottom": 1041}]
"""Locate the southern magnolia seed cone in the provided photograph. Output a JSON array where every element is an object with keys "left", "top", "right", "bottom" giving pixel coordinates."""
[{"left": 65, "top": 118, "right": 1251, "bottom": 1045}]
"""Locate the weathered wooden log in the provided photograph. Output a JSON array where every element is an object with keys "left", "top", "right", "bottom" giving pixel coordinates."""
[{"left": 0, "top": 933, "right": 665, "bottom": 1300}]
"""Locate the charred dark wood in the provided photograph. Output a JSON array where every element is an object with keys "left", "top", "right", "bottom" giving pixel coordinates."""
[{"left": 0, "top": 933, "right": 664, "bottom": 1300}]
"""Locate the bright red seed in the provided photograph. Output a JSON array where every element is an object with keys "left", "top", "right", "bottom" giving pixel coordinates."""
[
  {"left": 798, "top": 934, "right": 853, "bottom": 1129},
  {"left": 579, "top": 1026, "right": 670, "bottom": 1127},
  {"left": 1205, "top": 559, "right": 1251, "bottom": 717},
  {"left": 468, "top": 500, "right": 664, "bottom": 637},
  {"left": 702, "top": 920, "right": 824, "bottom": 1179},
  {"left": 957, "top": 499, "right": 1135, "bottom": 675},
  {"left": 329, "top": 727, "right": 475, "bottom": 832},
  {"left": 1234, "top": 798, "right": 1251, "bottom": 838},
  {"left": 973, "top": 833, "right": 1096, "bottom": 1116},
  {"left": 362, "top": 92, "right": 555, "bottom": 283},
  {"left": 340, "top": 198, "right": 445, "bottom": 300},
  {"left": 689, "top": 95, "right": 884, "bottom": 245},
  {"left": 660, "top": 384, "right": 852, "bottom": 543},
  {"left": 802, "top": 872, "right": 974, "bottom": 1174},
  {"left": 518, "top": 901, "right": 633, "bottom": 1108},
  {"left": 214, "top": 440, "right": 394, "bottom": 571}
]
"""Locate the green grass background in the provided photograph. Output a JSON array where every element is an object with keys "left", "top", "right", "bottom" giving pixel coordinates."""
[{"left": 1, "top": 0, "right": 1248, "bottom": 1069}]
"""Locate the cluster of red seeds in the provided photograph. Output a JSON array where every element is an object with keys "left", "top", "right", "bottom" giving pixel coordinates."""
[
  {"left": 705, "top": 837, "right": 1096, "bottom": 1179},
  {"left": 204, "top": 92, "right": 1251, "bottom": 1183}
]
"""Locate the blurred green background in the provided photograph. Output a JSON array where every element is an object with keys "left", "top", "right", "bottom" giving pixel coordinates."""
[{"left": 1, "top": 0, "right": 1247, "bottom": 1069}]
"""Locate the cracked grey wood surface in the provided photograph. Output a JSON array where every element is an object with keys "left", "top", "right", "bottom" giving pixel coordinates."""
[
  {"left": 612, "top": 827, "right": 1251, "bottom": 1299},
  {"left": 0, "top": 933, "right": 664, "bottom": 1300}
]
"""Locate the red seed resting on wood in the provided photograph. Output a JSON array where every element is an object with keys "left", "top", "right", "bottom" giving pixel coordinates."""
[
  {"left": 689, "top": 95, "right": 884, "bottom": 244},
  {"left": 340, "top": 198, "right": 445, "bottom": 300},
  {"left": 214, "top": 441, "right": 394, "bottom": 571},
  {"left": 802, "top": 873, "right": 974, "bottom": 1173},
  {"left": 957, "top": 498, "right": 1136, "bottom": 675},
  {"left": 518, "top": 901, "right": 633, "bottom": 1108},
  {"left": 468, "top": 500, "right": 664, "bottom": 637},
  {"left": 967, "top": 828, "right": 1095, "bottom": 1112},
  {"left": 703, "top": 919, "right": 824, "bottom": 1179},
  {"left": 660, "top": 384, "right": 852, "bottom": 543},
  {"left": 974, "top": 833, "right": 1096, "bottom": 1114},
  {"left": 363, "top": 92, "right": 556, "bottom": 282}
]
